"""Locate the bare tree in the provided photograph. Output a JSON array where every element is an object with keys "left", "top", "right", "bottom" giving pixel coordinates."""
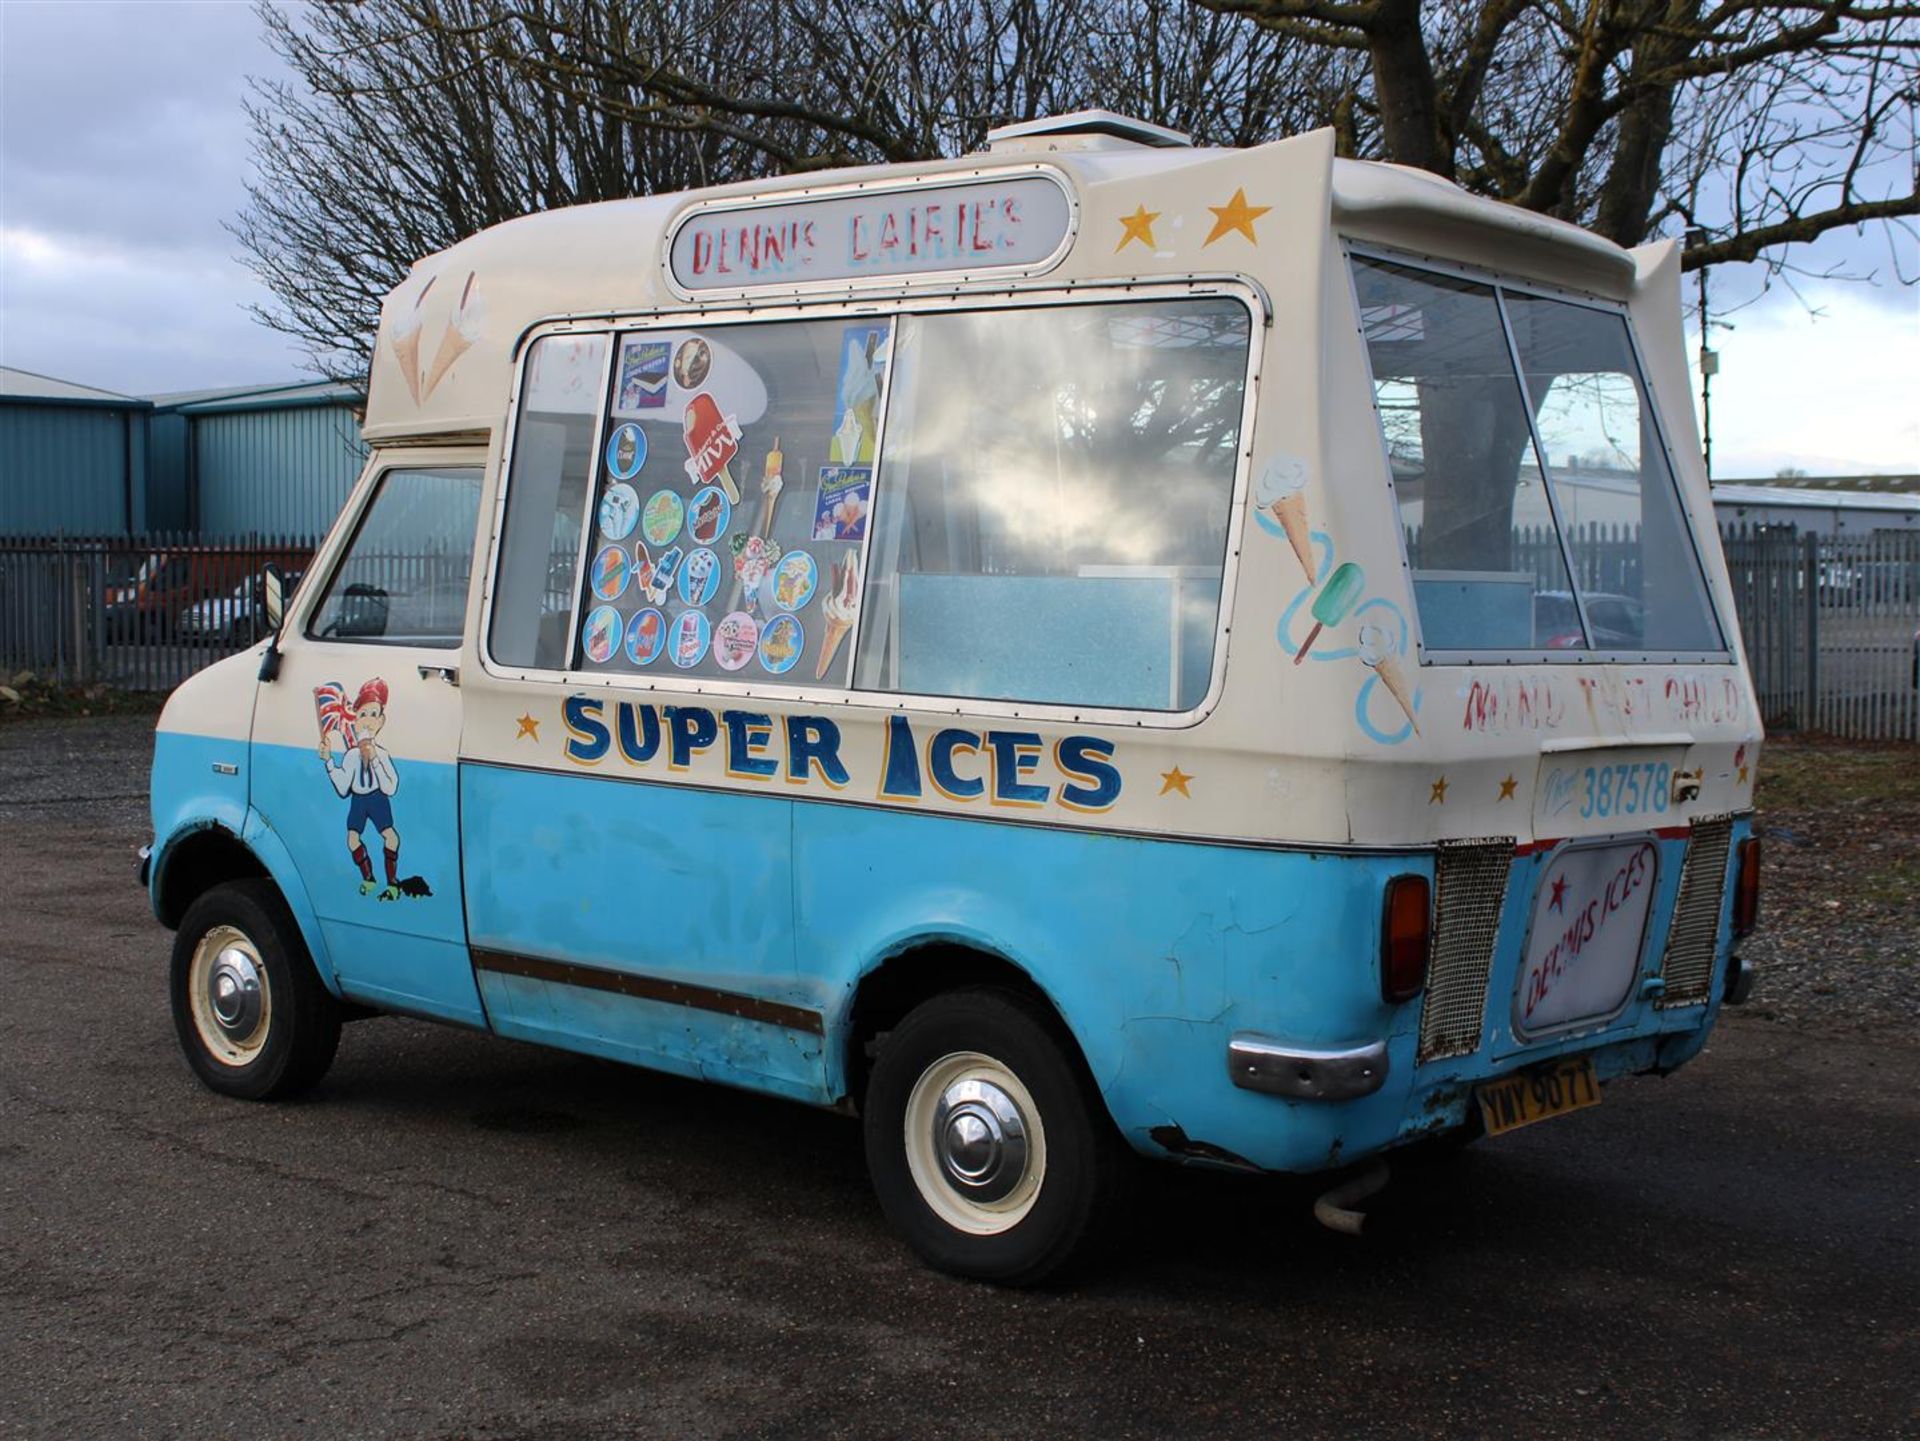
[{"left": 234, "top": 0, "right": 1341, "bottom": 379}]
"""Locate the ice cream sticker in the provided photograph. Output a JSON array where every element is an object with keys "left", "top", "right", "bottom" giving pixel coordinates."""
[
  {"left": 1254, "top": 457, "right": 1313, "bottom": 577},
  {"left": 714, "top": 611, "right": 760, "bottom": 671},
  {"left": 682, "top": 392, "right": 742, "bottom": 504},
  {"left": 583, "top": 605, "right": 622, "bottom": 664},
  {"left": 767, "top": 550, "right": 818, "bottom": 613},
  {"left": 605, "top": 423, "right": 648, "bottom": 481},
  {"left": 830, "top": 324, "right": 889, "bottom": 464},
  {"left": 814, "top": 549, "right": 861, "bottom": 680},
  {"left": 673, "top": 338, "right": 712, "bottom": 389},
  {"left": 644, "top": 546, "right": 684, "bottom": 606},
  {"left": 671, "top": 610, "right": 711, "bottom": 668},
  {"left": 731, "top": 534, "right": 782, "bottom": 614},
  {"left": 617, "top": 339, "right": 670, "bottom": 411},
  {"left": 626, "top": 607, "right": 666, "bottom": 666},
  {"left": 813, "top": 466, "right": 872, "bottom": 542},
  {"left": 642, "top": 489, "right": 684, "bottom": 546},
  {"left": 599, "top": 482, "right": 641, "bottom": 540},
  {"left": 688, "top": 485, "right": 731, "bottom": 546},
  {"left": 680, "top": 546, "right": 721, "bottom": 607},
  {"left": 590, "top": 544, "right": 631, "bottom": 602},
  {"left": 758, "top": 614, "right": 804, "bottom": 674}
]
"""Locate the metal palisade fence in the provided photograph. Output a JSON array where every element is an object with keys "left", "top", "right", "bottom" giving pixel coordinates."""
[
  {"left": 0, "top": 533, "right": 317, "bottom": 693},
  {"left": 2, "top": 525, "right": 1916, "bottom": 740}
]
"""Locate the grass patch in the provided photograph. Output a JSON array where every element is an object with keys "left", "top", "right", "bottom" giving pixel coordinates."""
[
  {"left": 1755, "top": 736, "right": 1920, "bottom": 811},
  {"left": 0, "top": 671, "right": 165, "bottom": 725}
]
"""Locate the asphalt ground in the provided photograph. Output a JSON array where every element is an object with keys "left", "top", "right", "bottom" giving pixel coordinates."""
[{"left": 2, "top": 716, "right": 1917, "bottom": 1440}]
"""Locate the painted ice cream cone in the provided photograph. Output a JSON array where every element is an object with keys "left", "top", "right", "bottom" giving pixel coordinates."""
[
  {"left": 1271, "top": 494, "right": 1314, "bottom": 576},
  {"left": 813, "top": 549, "right": 861, "bottom": 680},
  {"left": 1358, "top": 623, "right": 1419, "bottom": 733},
  {"left": 1255, "top": 458, "right": 1314, "bottom": 578},
  {"left": 392, "top": 329, "right": 424, "bottom": 406},
  {"left": 389, "top": 273, "right": 433, "bottom": 407},
  {"left": 1373, "top": 653, "right": 1419, "bottom": 732},
  {"left": 422, "top": 271, "right": 484, "bottom": 399}
]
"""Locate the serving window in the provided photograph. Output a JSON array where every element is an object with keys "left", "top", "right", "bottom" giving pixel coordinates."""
[
  {"left": 499, "top": 290, "right": 1252, "bottom": 715},
  {"left": 1351, "top": 253, "right": 1724, "bottom": 659}
]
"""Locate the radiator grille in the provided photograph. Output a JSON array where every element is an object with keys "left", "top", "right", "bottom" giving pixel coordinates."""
[
  {"left": 1417, "top": 838, "right": 1516, "bottom": 1063},
  {"left": 1657, "top": 814, "right": 1734, "bottom": 1007}
]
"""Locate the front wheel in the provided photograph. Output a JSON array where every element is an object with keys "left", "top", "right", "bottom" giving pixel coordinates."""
[
  {"left": 863, "top": 988, "right": 1120, "bottom": 1285},
  {"left": 170, "top": 880, "right": 343, "bottom": 1100}
]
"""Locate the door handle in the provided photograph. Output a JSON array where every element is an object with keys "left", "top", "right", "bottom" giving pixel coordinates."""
[{"left": 417, "top": 664, "right": 460, "bottom": 687}]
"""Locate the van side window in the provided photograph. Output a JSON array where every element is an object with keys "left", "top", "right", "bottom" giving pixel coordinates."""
[
  {"left": 490, "top": 334, "right": 611, "bottom": 670},
  {"left": 853, "top": 298, "right": 1251, "bottom": 711},
  {"left": 572, "top": 319, "right": 889, "bottom": 683},
  {"left": 307, "top": 466, "right": 482, "bottom": 648}
]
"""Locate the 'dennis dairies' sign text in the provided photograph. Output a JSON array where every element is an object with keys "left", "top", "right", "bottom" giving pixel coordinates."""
[{"left": 668, "top": 175, "right": 1073, "bottom": 292}]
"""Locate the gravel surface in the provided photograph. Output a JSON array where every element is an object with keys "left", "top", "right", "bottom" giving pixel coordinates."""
[
  {"left": 1737, "top": 737, "right": 1920, "bottom": 1032},
  {"left": 2, "top": 716, "right": 1916, "bottom": 1439}
]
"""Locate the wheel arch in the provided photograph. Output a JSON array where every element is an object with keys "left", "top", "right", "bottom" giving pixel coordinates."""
[
  {"left": 839, "top": 935, "right": 1101, "bottom": 1115},
  {"left": 152, "top": 814, "right": 342, "bottom": 998}
]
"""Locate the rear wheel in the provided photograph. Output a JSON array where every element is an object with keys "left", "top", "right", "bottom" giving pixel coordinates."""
[
  {"left": 170, "top": 880, "right": 342, "bottom": 1100},
  {"left": 863, "top": 988, "right": 1119, "bottom": 1285}
]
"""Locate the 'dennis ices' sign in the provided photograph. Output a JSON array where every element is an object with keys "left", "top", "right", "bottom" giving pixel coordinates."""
[{"left": 668, "top": 175, "right": 1074, "bottom": 292}]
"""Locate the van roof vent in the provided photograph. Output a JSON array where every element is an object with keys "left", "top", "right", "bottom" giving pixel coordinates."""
[{"left": 985, "top": 110, "right": 1193, "bottom": 154}]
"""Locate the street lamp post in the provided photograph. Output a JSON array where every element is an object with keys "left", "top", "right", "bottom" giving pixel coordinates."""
[{"left": 1686, "top": 227, "right": 1716, "bottom": 480}]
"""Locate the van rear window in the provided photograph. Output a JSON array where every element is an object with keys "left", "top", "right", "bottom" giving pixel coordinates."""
[{"left": 1351, "top": 254, "right": 1724, "bottom": 659}]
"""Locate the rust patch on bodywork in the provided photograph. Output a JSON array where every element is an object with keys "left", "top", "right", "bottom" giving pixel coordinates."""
[{"left": 1148, "top": 1124, "right": 1259, "bottom": 1172}]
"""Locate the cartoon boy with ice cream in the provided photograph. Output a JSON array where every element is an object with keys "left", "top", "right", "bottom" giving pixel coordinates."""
[{"left": 315, "top": 678, "right": 413, "bottom": 900}]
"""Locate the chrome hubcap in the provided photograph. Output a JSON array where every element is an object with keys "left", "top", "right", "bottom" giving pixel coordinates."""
[
  {"left": 933, "top": 1080, "right": 1028, "bottom": 1202},
  {"left": 187, "top": 924, "right": 271, "bottom": 1067},
  {"left": 903, "top": 1051, "right": 1048, "bottom": 1236},
  {"left": 207, "top": 947, "right": 263, "bottom": 1037}
]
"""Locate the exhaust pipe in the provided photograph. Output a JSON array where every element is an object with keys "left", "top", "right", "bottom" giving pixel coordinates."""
[{"left": 1313, "top": 1159, "right": 1390, "bottom": 1235}]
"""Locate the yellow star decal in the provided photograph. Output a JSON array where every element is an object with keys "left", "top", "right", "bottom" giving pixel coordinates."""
[
  {"left": 1159, "top": 766, "right": 1194, "bottom": 798},
  {"left": 1204, "top": 188, "right": 1271, "bottom": 246},
  {"left": 1737, "top": 764, "right": 1750, "bottom": 784},
  {"left": 1429, "top": 776, "right": 1448, "bottom": 805},
  {"left": 515, "top": 712, "right": 540, "bottom": 741},
  {"left": 1116, "top": 204, "right": 1160, "bottom": 252},
  {"left": 1497, "top": 774, "right": 1517, "bottom": 801}
]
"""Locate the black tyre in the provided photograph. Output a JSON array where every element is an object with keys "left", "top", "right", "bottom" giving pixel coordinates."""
[
  {"left": 863, "top": 987, "right": 1121, "bottom": 1285},
  {"left": 170, "top": 879, "right": 343, "bottom": 1100}
]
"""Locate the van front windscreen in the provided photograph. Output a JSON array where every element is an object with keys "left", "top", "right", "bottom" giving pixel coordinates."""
[{"left": 1351, "top": 254, "right": 1724, "bottom": 659}]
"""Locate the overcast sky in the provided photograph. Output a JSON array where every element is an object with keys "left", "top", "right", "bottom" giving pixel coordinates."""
[{"left": 2, "top": 0, "right": 1914, "bottom": 475}]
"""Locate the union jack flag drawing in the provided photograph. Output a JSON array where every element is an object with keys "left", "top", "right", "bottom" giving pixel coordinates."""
[{"left": 313, "top": 683, "right": 358, "bottom": 745}]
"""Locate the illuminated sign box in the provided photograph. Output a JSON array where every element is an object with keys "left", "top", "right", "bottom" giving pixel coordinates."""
[{"left": 667, "top": 174, "right": 1074, "bottom": 293}]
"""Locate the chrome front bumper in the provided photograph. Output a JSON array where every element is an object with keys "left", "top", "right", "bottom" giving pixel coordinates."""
[{"left": 1227, "top": 1034, "right": 1389, "bottom": 1101}]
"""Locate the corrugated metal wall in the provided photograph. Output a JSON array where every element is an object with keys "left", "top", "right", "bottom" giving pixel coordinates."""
[
  {"left": 191, "top": 403, "right": 367, "bottom": 538},
  {"left": 0, "top": 404, "right": 144, "bottom": 535}
]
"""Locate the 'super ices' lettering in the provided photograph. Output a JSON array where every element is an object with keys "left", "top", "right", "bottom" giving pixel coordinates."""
[{"left": 562, "top": 698, "right": 1123, "bottom": 813}]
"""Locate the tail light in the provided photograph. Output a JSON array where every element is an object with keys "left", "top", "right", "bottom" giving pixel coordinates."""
[
  {"left": 1732, "top": 837, "right": 1761, "bottom": 937},
  {"left": 1381, "top": 874, "right": 1433, "bottom": 1003}
]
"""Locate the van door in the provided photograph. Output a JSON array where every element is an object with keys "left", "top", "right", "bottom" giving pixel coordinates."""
[{"left": 249, "top": 456, "right": 487, "bottom": 1025}]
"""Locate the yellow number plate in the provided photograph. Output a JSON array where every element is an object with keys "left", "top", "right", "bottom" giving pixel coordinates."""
[{"left": 1475, "top": 1057, "right": 1601, "bottom": 1137}]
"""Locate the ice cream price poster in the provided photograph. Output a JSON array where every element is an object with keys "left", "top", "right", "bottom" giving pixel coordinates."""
[
  {"left": 830, "top": 324, "right": 889, "bottom": 464},
  {"left": 667, "top": 174, "right": 1072, "bottom": 291},
  {"left": 813, "top": 466, "right": 871, "bottom": 542}
]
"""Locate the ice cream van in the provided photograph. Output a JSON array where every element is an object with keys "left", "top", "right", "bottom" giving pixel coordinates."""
[{"left": 144, "top": 111, "right": 1763, "bottom": 1283}]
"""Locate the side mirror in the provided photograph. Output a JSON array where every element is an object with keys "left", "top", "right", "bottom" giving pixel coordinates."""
[{"left": 263, "top": 565, "right": 287, "bottom": 632}]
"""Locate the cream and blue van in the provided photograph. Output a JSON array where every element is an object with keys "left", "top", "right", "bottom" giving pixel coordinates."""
[{"left": 146, "top": 112, "right": 1762, "bottom": 1283}]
